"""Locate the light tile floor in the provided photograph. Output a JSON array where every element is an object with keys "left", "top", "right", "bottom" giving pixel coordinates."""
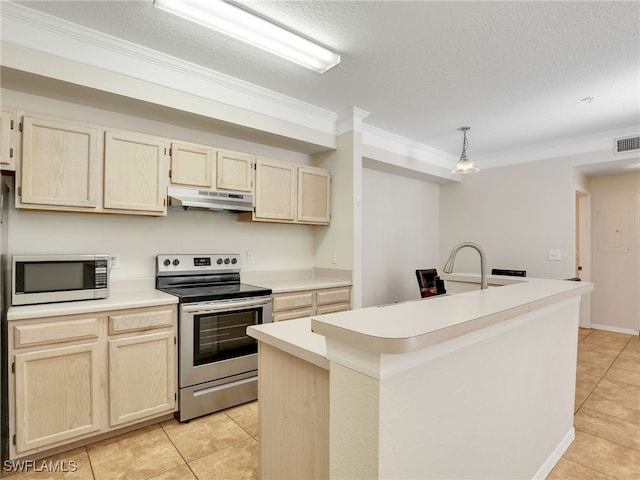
[
  {"left": 4, "top": 328, "right": 639, "bottom": 479},
  {"left": 3, "top": 402, "right": 259, "bottom": 480},
  {"left": 548, "top": 328, "right": 640, "bottom": 480}
]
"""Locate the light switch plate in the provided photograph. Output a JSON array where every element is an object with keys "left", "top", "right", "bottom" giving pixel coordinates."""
[{"left": 548, "top": 249, "right": 561, "bottom": 261}]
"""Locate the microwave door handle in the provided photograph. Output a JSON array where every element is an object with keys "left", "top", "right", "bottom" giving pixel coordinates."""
[{"left": 182, "top": 297, "right": 271, "bottom": 314}]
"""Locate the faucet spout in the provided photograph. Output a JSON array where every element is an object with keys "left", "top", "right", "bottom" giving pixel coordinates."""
[{"left": 443, "top": 242, "right": 488, "bottom": 289}]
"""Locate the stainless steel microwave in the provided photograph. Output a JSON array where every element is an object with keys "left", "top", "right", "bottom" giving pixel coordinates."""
[{"left": 12, "top": 254, "right": 110, "bottom": 306}]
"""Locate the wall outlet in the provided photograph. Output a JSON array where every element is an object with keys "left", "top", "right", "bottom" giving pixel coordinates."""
[
  {"left": 246, "top": 252, "right": 254, "bottom": 264},
  {"left": 110, "top": 255, "right": 119, "bottom": 269},
  {"left": 547, "top": 249, "right": 561, "bottom": 261}
]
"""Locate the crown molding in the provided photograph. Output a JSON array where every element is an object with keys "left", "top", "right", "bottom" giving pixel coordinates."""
[
  {"left": 0, "top": 2, "right": 337, "bottom": 135},
  {"left": 336, "top": 107, "right": 371, "bottom": 135},
  {"left": 362, "top": 124, "right": 457, "bottom": 170},
  {"left": 475, "top": 126, "right": 640, "bottom": 169}
]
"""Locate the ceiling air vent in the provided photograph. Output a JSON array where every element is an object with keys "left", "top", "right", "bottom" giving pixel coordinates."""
[{"left": 614, "top": 135, "right": 640, "bottom": 154}]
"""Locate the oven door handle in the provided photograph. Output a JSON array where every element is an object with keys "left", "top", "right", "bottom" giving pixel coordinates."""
[{"left": 182, "top": 297, "right": 272, "bottom": 314}]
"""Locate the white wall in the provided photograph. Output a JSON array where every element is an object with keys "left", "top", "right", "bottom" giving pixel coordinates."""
[
  {"left": 590, "top": 173, "right": 640, "bottom": 333},
  {"left": 362, "top": 168, "right": 439, "bottom": 307},
  {"left": 439, "top": 157, "right": 576, "bottom": 279},
  {"left": 7, "top": 195, "right": 315, "bottom": 280}
]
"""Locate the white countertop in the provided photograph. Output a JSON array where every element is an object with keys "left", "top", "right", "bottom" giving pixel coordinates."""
[
  {"left": 248, "top": 275, "right": 592, "bottom": 362},
  {"left": 312, "top": 276, "right": 592, "bottom": 354},
  {"left": 247, "top": 317, "right": 328, "bottom": 370},
  {"left": 252, "top": 277, "right": 352, "bottom": 293},
  {"left": 242, "top": 267, "right": 352, "bottom": 293},
  {"left": 8, "top": 281, "right": 178, "bottom": 321}
]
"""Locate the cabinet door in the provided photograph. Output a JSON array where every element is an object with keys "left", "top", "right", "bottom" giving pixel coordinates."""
[
  {"left": 20, "top": 116, "right": 98, "bottom": 208},
  {"left": 104, "top": 130, "right": 168, "bottom": 214},
  {"left": 0, "top": 108, "right": 16, "bottom": 170},
  {"left": 216, "top": 150, "right": 253, "bottom": 192},
  {"left": 170, "top": 141, "right": 212, "bottom": 188},
  {"left": 254, "top": 158, "right": 296, "bottom": 221},
  {"left": 297, "top": 166, "right": 331, "bottom": 224},
  {"left": 14, "top": 342, "right": 102, "bottom": 453},
  {"left": 109, "top": 331, "right": 176, "bottom": 426}
]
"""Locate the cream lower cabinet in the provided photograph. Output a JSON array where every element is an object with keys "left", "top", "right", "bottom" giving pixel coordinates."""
[
  {"left": 108, "top": 307, "right": 176, "bottom": 427},
  {"left": 14, "top": 341, "right": 102, "bottom": 455},
  {"left": 9, "top": 305, "right": 177, "bottom": 459},
  {"left": 272, "top": 286, "right": 351, "bottom": 321}
]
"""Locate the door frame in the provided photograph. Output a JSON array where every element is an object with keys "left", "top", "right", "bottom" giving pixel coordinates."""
[{"left": 575, "top": 186, "right": 592, "bottom": 328}]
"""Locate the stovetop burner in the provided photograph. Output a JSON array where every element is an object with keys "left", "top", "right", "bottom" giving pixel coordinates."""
[
  {"left": 156, "top": 254, "right": 271, "bottom": 303},
  {"left": 159, "top": 283, "right": 271, "bottom": 303}
]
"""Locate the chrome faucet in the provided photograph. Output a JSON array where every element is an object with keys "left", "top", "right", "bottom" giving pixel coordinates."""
[{"left": 443, "top": 242, "right": 488, "bottom": 290}]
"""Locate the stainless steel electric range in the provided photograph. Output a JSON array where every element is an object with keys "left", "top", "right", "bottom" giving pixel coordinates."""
[{"left": 156, "top": 254, "right": 272, "bottom": 422}]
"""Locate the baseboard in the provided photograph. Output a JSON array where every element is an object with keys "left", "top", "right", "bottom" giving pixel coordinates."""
[
  {"left": 590, "top": 324, "right": 639, "bottom": 336},
  {"left": 533, "top": 427, "right": 575, "bottom": 480}
]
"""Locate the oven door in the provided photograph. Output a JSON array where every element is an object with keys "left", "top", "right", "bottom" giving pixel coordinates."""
[{"left": 179, "top": 296, "right": 272, "bottom": 388}]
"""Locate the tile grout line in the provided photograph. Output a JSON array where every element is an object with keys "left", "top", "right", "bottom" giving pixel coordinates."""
[
  {"left": 224, "top": 410, "right": 259, "bottom": 442},
  {"left": 573, "top": 336, "right": 631, "bottom": 416},
  {"left": 84, "top": 445, "right": 97, "bottom": 480},
  {"left": 565, "top": 332, "right": 638, "bottom": 478},
  {"left": 157, "top": 422, "right": 200, "bottom": 480}
]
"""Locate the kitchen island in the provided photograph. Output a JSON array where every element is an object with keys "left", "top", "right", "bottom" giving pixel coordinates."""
[{"left": 247, "top": 275, "right": 593, "bottom": 480}]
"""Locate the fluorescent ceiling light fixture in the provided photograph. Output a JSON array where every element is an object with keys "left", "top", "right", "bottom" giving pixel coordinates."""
[{"left": 153, "top": 0, "right": 340, "bottom": 73}]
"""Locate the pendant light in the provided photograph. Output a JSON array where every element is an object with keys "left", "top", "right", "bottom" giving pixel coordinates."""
[{"left": 452, "top": 127, "right": 479, "bottom": 174}]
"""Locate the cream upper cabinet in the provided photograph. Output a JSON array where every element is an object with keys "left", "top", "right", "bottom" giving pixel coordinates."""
[
  {"left": 216, "top": 149, "right": 253, "bottom": 192},
  {"left": 104, "top": 130, "right": 169, "bottom": 214},
  {"left": 250, "top": 158, "right": 331, "bottom": 225},
  {"left": 170, "top": 141, "right": 213, "bottom": 188},
  {"left": 19, "top": 115, "right": 98, "bottom": 209},
  {"left": 1, "top": 108, "right": 16, "bottom": 170},
  {"left": 254, "top": 157, "right": 297, "bottom": 222},
  {"left": 297, "top": 166, "right": 330, "bottom": 224}
]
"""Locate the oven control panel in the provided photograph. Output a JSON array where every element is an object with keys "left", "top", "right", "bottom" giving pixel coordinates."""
[{"left": 157, "top": 254, "right": 241, "bottom": 274}]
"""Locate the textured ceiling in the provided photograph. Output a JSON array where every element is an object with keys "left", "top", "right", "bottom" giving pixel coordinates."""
[{"left": 10, "top": 0, "right": 640, "bottom": 159}]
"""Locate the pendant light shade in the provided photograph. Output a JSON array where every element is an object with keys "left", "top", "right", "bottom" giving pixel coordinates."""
[{"left": 452, "top": 127, "right": 479, "bottom": 174}]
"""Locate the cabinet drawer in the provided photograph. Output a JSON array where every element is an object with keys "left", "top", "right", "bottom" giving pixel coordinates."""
[
  {"left": 13, "top": 317, "right": 100, "bottom": 348},
  {"left": 274, "top": 308, "right": 315, "bottom": 322},
  {"left": 273, "top": 292, "right": 314, "bottom": 312},
  {"left": 109, "top": 308, "right": 174, "bottom": 334},
  {"left": 316, "top": 287, "right": 351, "bottom": 306},
  {"left": 316, "top": 303, "right": 351, "bottom": 315}
]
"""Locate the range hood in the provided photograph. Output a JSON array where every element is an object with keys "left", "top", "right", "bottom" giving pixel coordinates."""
[{"left": 167, "top": 187, "right": 253, "bottom": 213}]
